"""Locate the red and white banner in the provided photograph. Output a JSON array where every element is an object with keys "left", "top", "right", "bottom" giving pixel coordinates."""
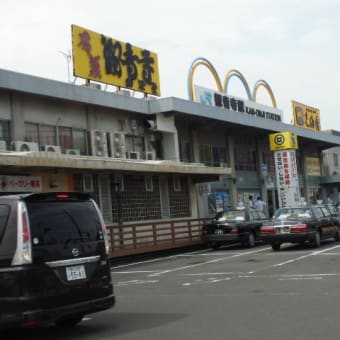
[
  {"left": 0, "top": 176, "right": 42, "bottom": 192},
  {"left": 274, "top": 150, "right": 300, "bottom": 207}
]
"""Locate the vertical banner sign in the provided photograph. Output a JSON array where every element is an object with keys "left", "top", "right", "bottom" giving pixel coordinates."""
[
  {"left": 269, "top": 131, "right": 300, "bottom": 208},
  {"left": 274, "top": 150, "right": 300, "bottom": 207}
]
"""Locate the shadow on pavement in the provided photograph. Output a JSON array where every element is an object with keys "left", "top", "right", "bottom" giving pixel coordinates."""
[{"left": 3, "top": 311, "right": 187, "bottom": 339}]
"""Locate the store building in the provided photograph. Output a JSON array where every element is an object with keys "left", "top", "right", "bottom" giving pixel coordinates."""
[{"left": 1, "top": 68, "right": 340, "bottom": 256}]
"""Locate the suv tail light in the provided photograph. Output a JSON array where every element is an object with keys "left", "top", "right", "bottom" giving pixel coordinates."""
[
  {"left": 92, "top": 200, "right": 110, "bottom": 255},
  {"left": 12, "top": 202, "right": 32, "bottom": 265}
]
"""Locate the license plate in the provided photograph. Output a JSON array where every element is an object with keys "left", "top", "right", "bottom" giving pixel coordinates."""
[
  {"left": 66, "top": 265, "right": 86, "bottom": 281},
  {"left": 277, "top": 226, "right": 290, "bottom": 234}
]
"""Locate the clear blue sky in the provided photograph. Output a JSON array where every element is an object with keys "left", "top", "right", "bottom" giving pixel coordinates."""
[{"left": 2, "top": 0, "right": 340, "bottom": 130}]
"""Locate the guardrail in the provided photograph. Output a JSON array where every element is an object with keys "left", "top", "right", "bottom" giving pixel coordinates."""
[{"left": 106, "top": 218, "right": 210, "bottom": 258}]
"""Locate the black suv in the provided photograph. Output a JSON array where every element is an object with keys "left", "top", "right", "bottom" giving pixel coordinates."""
[{"left": 0, "top": 192, "right": 115, "bottom": 328}]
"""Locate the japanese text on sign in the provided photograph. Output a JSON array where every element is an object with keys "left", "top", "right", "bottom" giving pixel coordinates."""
[
  {"left": 194, "top": 85, "right": 282, "bottom": 122},
  {"left": 274, "top": 150, "right": 300, "bottom": 207},
  {"left": 0, "top": 176, "right": 42, "bottom": 192},
  {"left": 72, "top": 25, "right": 161, "bottom": 96}
]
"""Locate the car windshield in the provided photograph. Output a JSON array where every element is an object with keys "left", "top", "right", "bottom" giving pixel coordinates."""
[
  {"left": 273, "top": 207, "right": 311, "bottom": 220},
  {"left": 215, "top": 210, "right": 246, "bottom": 222}
]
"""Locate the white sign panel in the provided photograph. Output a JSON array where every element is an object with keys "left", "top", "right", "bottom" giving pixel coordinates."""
[
  {"left": 274, "top": 150, "right": 300, "bottom": 207},
  {"left": 194, "top": 85, "right": 283, "bottom": 122},
  {"left": 0, "top": 176, "right": 42, "bottom": 192}
]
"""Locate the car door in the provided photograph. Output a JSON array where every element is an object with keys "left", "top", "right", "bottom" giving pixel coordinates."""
[
  {"left": 319, "top": 206, "right": 337, "bottom": 238},
  {"left": 313, "top": 206, "right": 336, "bottom": 238},
  {"left": 249, "top": 210, "right": 266, "bottom": 237}
]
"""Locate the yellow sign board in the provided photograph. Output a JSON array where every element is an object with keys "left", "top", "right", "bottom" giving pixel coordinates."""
[
  {"left": 72, "top": 25, "right": 161, "bottom": 96},
  {"left": 305, "top": 157, "right": 321, "bottom": 176},
  {"left": 269, "top": 131, "right": 299, "bottom": 151},
  {"left": 292, "top": 100, "right": 320, "bottom": 131}
]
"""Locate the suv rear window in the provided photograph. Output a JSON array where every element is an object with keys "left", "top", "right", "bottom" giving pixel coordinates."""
[
  {"left": 26, "top": 201, "right": 103, "bottom": 246},
  {"left": 0, "top": 205, "right": 10, "bottom": 243}
]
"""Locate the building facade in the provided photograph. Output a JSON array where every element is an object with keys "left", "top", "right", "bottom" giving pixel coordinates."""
[{"left": 0, "top": 69, "right": 340, "bottom": 255}]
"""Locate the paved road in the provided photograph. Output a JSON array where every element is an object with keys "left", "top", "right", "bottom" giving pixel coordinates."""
[{"left": 7, "top": 241, "right": 340, "bottom": 339}]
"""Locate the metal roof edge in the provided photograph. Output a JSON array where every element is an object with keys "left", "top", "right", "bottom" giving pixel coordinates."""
[{"left": 0, "top": 68, "right": 150, "bottom": 114}]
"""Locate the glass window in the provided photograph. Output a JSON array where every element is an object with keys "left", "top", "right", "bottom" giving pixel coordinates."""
[
  {"left": 125, "top": 135, "right": 145, "bottom": 154},
  {"left": 0, "top": 205, "right": 10, "bottom": 242},
  {"left": 200, "top": 144, "right": 212, "bottom": 166},
  {"left": 234, "top": 136, "right": 257, "bottom": 171},
  {"left": 27, "top": 201, "right": 102, "bottom": 245},
  {"left": 39, "top": 124, "right": 56, "bottom": 145},
  {"left": 0, "top": 120, "right": 10, "bottom": 142},
  {"left": 25, "top": 122, "right": 39, "bottom": 143},
  {"left": 212, "top": 146, "right": 226, "bottom": 167},
  {"left": 180, "top": 141, "right": 192, "bottom": 162},
  {"left": 59, "top": 126, "right": 73, "bottom": 150},
  {"left": 72, "top": 129, "right": 86, "bottom": 155},
  {"left": 25, "top": 123, "right": 56, "bottom": 146}
]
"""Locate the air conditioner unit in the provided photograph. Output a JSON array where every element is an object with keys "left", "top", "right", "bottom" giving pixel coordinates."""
[
  {"left": 14, "top": 141, "right": 39, "bottom": 152},
  {"left": 108, "top": 132, "right": 126, "bottom": 158},
  {"left": 65, "top": 149, "right": 80, "bottom": 155},
  {"left": 127, "top": 151, "right": 140, "bottom": 160},
  {"left": 0, "top": 140, "right": 7, "bottom": 151},
  {"left": 42, "top": 145, "right": 61, "bottom": 153},
  {"left": 90, "top": 130, "right": 108, "bottom": 157},
  {"left": 145, "top": 150, "right": 156, "bottom": 160}
]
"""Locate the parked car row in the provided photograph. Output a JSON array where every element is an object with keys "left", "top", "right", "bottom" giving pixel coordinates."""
[{"left": 202, "top": 204, "right": 340, "bottom": 251}]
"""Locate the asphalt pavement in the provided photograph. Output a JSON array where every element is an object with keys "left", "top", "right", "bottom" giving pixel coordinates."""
[{"left": 5, "top": 241, "right": 340, "bottom": 339}]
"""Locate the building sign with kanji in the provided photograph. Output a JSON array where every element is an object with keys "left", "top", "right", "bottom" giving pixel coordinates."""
[
  {"left": 292, "top": 100, "right": 320, "bottom": 131},
  {"left": 72, "top": 25, "right": 161, "bottom": 96},
  {"left": 274, "top": 150, "right": 300, "bottom": 207},
  {"left": 194, "top": 85, "right": 282, "bottom": 122},
  {"left": 0, "top": 176, "right": 42, "bottom": 192}
]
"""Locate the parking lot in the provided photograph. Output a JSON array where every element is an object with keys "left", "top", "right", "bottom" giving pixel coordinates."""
[{"left": 7, "top": 241, "right": 340, "bottom": 339}]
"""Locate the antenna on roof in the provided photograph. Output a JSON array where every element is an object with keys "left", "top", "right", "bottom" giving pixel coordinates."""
[{"left": 59, "top": 50, "right": 72, "bottom": 83}]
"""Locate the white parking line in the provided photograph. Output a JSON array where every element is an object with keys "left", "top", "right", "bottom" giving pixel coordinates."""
[
  {"left": 148, "top": 247, "right": 270, "bottom": 277},
  {"left": 115, "top": 279, "right": 159, "bottom": 286},
  {"left": 112, "top": 270, "right": 159, "bottom": 274},
  {"left": 272, "top": 244, "right": 340, "bottom": 267}
]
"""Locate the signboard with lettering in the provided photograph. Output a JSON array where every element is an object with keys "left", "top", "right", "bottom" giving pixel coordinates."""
[
  {"left": 194, "top": 85, "right": 283, "bottom": 122},
  {"left": 72, "top": 25, "right": 161, "bottom": 96},
  {"left": 269, "top": 131, "right": 299, "bottom": 151},
  {"left": 305, "top": 157, "right": 321, "bottom": 176},
  {"left": 292, "top": 100, "right": 320, "bottom": 131},
  {"left": 0, "top": 176, "right": 42, "bottom": 192},
  {"left": 274, "top": 150, "right": 300, "bottom": 207}
]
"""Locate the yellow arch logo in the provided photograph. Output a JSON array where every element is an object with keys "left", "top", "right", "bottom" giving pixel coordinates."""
[{"left": 188, "top": 57, "right": 277, "bottom": 108}]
